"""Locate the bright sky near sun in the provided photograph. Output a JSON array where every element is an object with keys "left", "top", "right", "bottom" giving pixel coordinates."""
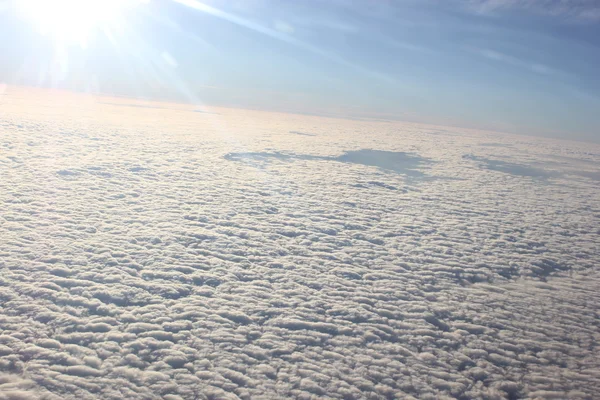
[
  {"left": 0, "top": 0, "right": 599, "bottom": 141},
  {"left": 14, "top": 0, "right": 147, "bottom": 47}
]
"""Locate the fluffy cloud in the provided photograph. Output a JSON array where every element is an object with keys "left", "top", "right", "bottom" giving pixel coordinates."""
[{"left": 0, "top": 91, "right": 599, "bottom": 398}]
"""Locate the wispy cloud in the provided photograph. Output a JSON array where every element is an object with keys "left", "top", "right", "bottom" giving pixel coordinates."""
[
  {"left": 464, "top": 0, "right": 600, "bottom": 21},
  {"left": 470, "top": 47, "right": 557, "bottom": 76},
  {"left": 171, "top": 0, "right": 401, "bottom": 86}
]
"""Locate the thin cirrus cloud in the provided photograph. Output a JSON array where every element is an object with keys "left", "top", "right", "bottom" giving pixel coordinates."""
[
  {"left": 463, "top": 0, "right": 600, "bottom": 21},
  {"left": 470, "top": 47, "right": 558, "bottom": 76}
]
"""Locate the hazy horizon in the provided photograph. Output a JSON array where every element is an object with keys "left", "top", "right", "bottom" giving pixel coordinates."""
[
  {"left": 1, "top": 0, "right": 599, "bottom": 140},
  {"left": 4, "top": 84, "right": 600, "bottom": 145}
]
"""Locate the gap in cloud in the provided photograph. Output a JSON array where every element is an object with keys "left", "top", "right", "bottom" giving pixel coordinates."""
[
  {"left": 467, "top": 153, "right": 600, "bottom": 182},
  {"left": 193, "top": 109, "right": 221, "bottom": 115},
  {"left": 224, "top": 149, "right": 434, "bottom": 178},
  {"left": 478, "top": 142, "right": 514, "bottom": 148},
  {"left": 567, "top": 170, "right": 600, "bottom": 182},
  {"left": 464, "top": 154, "right": 560, "bottom": 178},
  {"left": 289, "top": 130, "right": 317, "bottom": 136}
]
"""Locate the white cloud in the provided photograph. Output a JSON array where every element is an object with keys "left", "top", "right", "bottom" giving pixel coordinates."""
[
  {"left": 0, "top": 89, "right": 599, "bottom": 398},
  {"left": 467, "top": 47, "right": 560, "bottom": 78},
  {"left": 465, "top": 0, "right": 600, "bottom": 21}
]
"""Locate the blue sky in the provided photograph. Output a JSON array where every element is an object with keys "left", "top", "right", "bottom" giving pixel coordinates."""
[{"left": 1, "top": 0, "right": 599, "bottom": 140}]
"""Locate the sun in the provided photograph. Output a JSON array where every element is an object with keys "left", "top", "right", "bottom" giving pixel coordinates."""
[{"left": 16, "top": 0, "right": 147, "bottom": 47}]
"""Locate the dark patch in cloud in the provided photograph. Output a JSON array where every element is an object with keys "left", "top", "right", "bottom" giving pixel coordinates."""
[
  {"left": 568, "top": 170, "right": 600, "bottom": 181},
  {"left": 464, "top": 154, "right": 559, "bottom": 178},
  {"left": 337, "top": 149, "right": 432, "bottom": 176},
  {"left": 193, "top": 109, "right": 220, "bottom": 115},
  {"left": 479, "top": 142, "right": 513, "bottom": 148},
  {"left": 351, "top": 181, "right": 403, "bottom": 191},
  {"left": 128, "top": 166, "right": 149, "bottom": 173},
  {"left": 225, "top": 149, "right": 433, "bottom": 178},
  {"left": 289, "top": 130, "right": 317, "bottom": 136},
  {"left": 425, "top": 129, "right": 458, "bottom": 136},
  {"left": 57, "top": 169, "right": 81, "bottom": 177}
]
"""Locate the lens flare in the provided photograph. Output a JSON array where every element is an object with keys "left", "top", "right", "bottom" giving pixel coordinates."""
[{"left": 17, "top": 0, "right": 147, "bottom": 46}]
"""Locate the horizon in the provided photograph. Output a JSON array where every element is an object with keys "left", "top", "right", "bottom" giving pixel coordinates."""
[
  {"left": 3, "top": 83, "right": 600, "bottom": 146},
  {"left": 0, "top": 0, "right": 599, "bottom": 141}
]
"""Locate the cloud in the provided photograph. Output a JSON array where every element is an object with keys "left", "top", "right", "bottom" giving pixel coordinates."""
[
  {"left": 464, "top": 0, "right": 600, "bottom": 21},
  {"left": 1, "top": 89, "right": 600, "bottom": 398},
  {"left": 470, "top": 47, "right": 557, "bottom": 76},
  {"left": 0, "top": 374, "right": 41, "bottom": 400}
]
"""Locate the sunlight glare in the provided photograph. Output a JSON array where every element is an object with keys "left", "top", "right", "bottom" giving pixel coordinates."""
[{"left": 17, "top": 0, "right": 147, "bottom": 46}]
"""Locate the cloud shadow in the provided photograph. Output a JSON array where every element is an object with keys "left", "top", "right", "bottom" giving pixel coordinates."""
[
  {"left": 464, "top": 154, "right": 559, "bottom": 178},
  {"left": 289, "top": 131, "right": 317, "bottom": 137},
  {"left": 224, "top": 149, "right": 433, "bottom": 178}
]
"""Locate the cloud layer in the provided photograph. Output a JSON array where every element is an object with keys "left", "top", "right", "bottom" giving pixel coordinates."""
[{"left": 1, "top": 92, "right": 600, "bottom": 399}]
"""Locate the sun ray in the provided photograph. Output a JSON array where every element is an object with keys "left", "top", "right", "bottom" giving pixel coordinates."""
[{"left": 16, "top": 0, "right": 147, "bottom": 47}]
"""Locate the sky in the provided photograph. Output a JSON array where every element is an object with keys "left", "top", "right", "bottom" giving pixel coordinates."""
[{"left": 0, "top": 0, "right": 599, "bottom": 141}]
